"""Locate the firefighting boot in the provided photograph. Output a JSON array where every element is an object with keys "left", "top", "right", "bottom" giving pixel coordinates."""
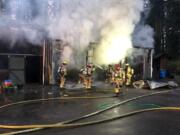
[
  {"left": 83, "top": 79, "right": 86, "bottom": 87},
  {"left": 87, "top": 83, "right": 91, "bottom": 89},
  {"left": 114, "top": 87, "right": 120, "bottom": 97},
  {"left": 87, "top": 78, "right": 92, "bottom": 89},
  {"left": 63, "top": 93, "right": 68, "bottom": 97},
  {"left": 61, "top": 91, "right": 68, "bottom": 97},
  {"left": 87, "top": 81, "right": 90, "bottom": 89},
  {"left": 126, "top": 79, "right": 131, "bottom": 86},
  {"left": 60, "top": 82, "right": 64, "bottom": 88},
  {"left": 78, "top": 79, "right": 81, "bottom": 84},
  {"left": 60, "top": 77, "right": 66, "bottom": 88},
  {"left": 59, "top": 82, "right": 62, "bottom": 88},
  {"left": 60, "top": 77, "right": 63, "bottom": 88},
  {"left": 84, "top": 79, "right": 88, "bottom": 89}
]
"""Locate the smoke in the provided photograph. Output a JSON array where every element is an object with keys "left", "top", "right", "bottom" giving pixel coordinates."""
[
  {"left": 0, "top": 0, "right": 46, "bottom": 45},
  {"left": 131, "top": 0, "right": 154, "bottom": 58},
  {"left": 133, "top": 24, "right": 154, "bottom": 48},
  {"left": 0, "top": 0, "right": 154, "bottom": 66},
  {"left": 50, "top": 0, "right": 145, "bottom": 65}
]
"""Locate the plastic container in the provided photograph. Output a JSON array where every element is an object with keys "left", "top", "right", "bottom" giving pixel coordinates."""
[
  {"left": 159, "top": 70, "right": 167, "bottom": 79},
  {"left": 4, "top": 80, "right": 13, "bottom": 88}
]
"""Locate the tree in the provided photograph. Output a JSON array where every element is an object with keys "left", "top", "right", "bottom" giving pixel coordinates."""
[{"left": 147, "top": 0, "right": 180, "bottom": 59}]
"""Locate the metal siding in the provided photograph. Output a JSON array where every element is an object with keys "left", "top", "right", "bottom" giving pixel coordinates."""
[
  {"left": 9, "top": 56, "right": 24, "bottom": 69},
  {"left": 9, "top": 56, "right": 25, "bottom": 84}
]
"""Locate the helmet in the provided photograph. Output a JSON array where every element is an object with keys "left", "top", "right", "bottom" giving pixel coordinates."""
[
  {"left": 62, "top": 61, "right": 67, "bottom": 65},
  {"left": 115, "top": 64, "right": 120, "bottom": 70},
  {"left": 87, "top": 63, "right": 92, "bottom": 68}
]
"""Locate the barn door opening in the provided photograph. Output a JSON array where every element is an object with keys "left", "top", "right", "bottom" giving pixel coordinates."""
[{"left": 25, "top": 56, "right": 42, "bottom": 84}]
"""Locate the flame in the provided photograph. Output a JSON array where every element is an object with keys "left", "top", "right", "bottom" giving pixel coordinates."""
[{"left": 95, "top": 33, "right": 132, "bottom": 65}]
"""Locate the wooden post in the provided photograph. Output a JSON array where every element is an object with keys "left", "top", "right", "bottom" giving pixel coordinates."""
[{"left": 42, "top": 40, "right": 46, "bottom": 85}]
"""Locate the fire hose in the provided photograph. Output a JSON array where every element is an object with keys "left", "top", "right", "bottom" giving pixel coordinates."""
[
  {"left": 0, "top": 107, "right": 179, "bottom": 129},
  {"left": 0, "top": 95, "right": 114, "bottom": 110},
  {"left": 0, "top": 90, "right": 179, "bottom": 135}
]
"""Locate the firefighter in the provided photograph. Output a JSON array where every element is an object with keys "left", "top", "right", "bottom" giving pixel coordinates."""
[
  {"left": 78, "top": 67, "right": 85, "bottom": 85},
  {"left": 84, "top": 63, "right": 94, "bottom": 89},
  {"left": 105, "top": 64, "right": 114, "bottom": 83},
  {"left": 125, "top": 63, "right": 134, "bottom": 86},
  {"left": 58, "top": 61, "right": 68, "bottom": 89},
  {"left": 113, "top": 64, "right": 124, "bottom": 96}
]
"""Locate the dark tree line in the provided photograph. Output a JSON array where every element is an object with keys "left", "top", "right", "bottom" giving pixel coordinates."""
[{"left": 147, "top": 0, "right": 180, "bottom": 59}]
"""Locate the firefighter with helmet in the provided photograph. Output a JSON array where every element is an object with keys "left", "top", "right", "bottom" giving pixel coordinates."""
[
  {"left": 83, "top": 63, "right": 94, "bottom": 89},
  {"left": 113, "top": 64, "right": 124, "bottom": 96},
  {"left": 125, "top": 63, "right": 134, "bottom": 86},
  {"left": 78, "top": 67, "right": 85, "bottom": 85},
  {"left": 58, "top": 61, "right": 68, "bottom": 89},
  {"left": 105, "top": 64, "right": 114, "bottom": 83}
]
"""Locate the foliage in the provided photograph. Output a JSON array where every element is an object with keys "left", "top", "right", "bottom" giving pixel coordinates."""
[
  {"left": 167, "top": 60, "right": 180, "bottom": 74},
  {"left": 147, "top": 0, "right": 180, "bottom": 59}
]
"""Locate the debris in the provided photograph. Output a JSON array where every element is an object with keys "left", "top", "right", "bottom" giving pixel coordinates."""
[
  {"left": 133, "top": 80, "right": 178, "bottom": 90},
  {"left": 168, "top": 81, "right": 178, "bottom": 87},
  {"left": 133, "top": 80, "right": 148, "bottom": 89},
  {"left": 147, "top": 81, "right": 168, "bottom": 90},
  {"left": 147, "top": 80, "right": 178, "bottom": 90}
]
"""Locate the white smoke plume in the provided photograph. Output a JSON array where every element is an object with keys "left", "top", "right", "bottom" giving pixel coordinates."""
[
  {"left": 0, "top": 0, "right": 153, "bottom": 66},
  {"left": 133, "top": 24, "right": 154, "bottom": 49},
  {"left": 131, "top": 0, "right": 154, "bottom": 58}
]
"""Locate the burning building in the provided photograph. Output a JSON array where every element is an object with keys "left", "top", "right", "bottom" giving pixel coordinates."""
[
  {"left": 0, "top": 0, "right": 46, "bottom": 85},
  {"left": 0, "top": 0, "right": 155, "bottom": 85}
]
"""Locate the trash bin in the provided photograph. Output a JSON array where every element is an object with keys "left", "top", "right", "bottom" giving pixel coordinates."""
[{"left": 160, "top": 70, "right": 167, "bottom": 79}]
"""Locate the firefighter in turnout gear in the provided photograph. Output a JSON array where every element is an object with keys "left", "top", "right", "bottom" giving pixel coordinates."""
[
  {"left": 105, "top": 64, "right": 114, "bottom": 83},
  {"left": 83, "top": 63, "right": 94, "bottom": 89},
  {"left": 58, "top": 61, "right": 68, "bottom": 89},
  {"left": 113, "top": 64, "right": 124, "bottom": 96},
  {"left": 125, "top": 63, "right": 134, "bottom": 86},
  {"left": 78, "top": 68, "right": 85, "bottom": 85}
]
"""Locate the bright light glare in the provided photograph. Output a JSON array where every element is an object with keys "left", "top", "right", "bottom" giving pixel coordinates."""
[{"left": 95, "top": 35, "right": 132, "bottom": 65}]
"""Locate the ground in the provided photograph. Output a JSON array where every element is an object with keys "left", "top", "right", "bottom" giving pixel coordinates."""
[{"left": 0, "top": 83, "right": 180, "bottom": 135}]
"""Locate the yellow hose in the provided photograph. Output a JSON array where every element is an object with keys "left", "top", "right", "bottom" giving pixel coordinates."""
[
  {"left": 0, "top": 107, "right": 179, "bottom": 129},
  {"left": 0, "top": 90, "right": 173, "bottom": 135}
]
